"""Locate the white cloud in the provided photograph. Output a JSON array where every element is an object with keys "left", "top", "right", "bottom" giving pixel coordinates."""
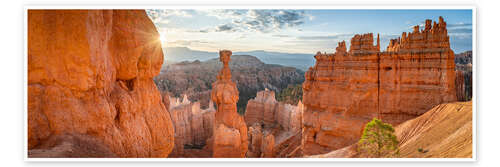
[
  {"left": 146, "top": 9, "right": 193, "bottom": 27},
  {"left": 196, "top": 9, "right": 308, "bottom": 33}
]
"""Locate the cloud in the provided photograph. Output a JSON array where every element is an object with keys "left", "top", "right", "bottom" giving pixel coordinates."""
[
  {"left": 201, "top": 9, "right": 245, "bottom": 19},
  {"left": 148, "top": 9, "right": 310, "bottom": 34},
  {"left": 448, "top": 22, "right": 472, "bottom": 28},
  {"left": 272, "top": 34, "right": 291, "bottom": 38},
  {"left": 296, "top": 33, "right": 354, "bottom": 41},
  {"left": 200, "top": 9, "right": 308, "bottom": 33},
  {"left": 245, "top": 10, "right": 306, "bottom": 32},
  {"left": 449, "top": 28, "right": 472, "bottom": 34},
  {"left": 168, "top": 40, "right": 211, "bottom": 46},
  {"left": 215, "top": 24, "right": 235, "bottom": 32},
  {"left": 146, "top": 9, "right": 194, "bottom": 26},
  {"left": 447, "top": 22, "right": 473, "bottom": 39}
]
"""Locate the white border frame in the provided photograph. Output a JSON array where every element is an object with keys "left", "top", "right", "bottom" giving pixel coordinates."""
[{"left": 24, "top": 5, "right": 477, "bottom": 162}]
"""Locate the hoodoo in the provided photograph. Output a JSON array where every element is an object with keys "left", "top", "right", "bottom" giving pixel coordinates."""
[
  {"left": 211, "top": 50, "right": 249, "bottom": 157},
  {"left": 163, "top": 94, "right": 215, "bottom": 157},
  {"left": 301, "top": 17, "right": 456, "bottom": 155},
  {"left": 28, "top": 10, "right": 174, "bottom": 157},
  {"left": 244, "top": 89, "right": 303, "bottom": 157}
]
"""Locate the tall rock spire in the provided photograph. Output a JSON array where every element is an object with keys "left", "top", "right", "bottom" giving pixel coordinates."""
[
  {"left": 211, "top": 50, "right": 248, "bottom": 158},
  {"left": 377, "top": 33, "right": 380, "bottom": 51}
]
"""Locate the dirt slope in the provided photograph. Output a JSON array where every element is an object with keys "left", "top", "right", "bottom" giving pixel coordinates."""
[
  {"left": 308, "top": 101, "right": 473, "bottom": 158},
  {"left": 396, "top": 101, "right": 473, "bottom": 158}
]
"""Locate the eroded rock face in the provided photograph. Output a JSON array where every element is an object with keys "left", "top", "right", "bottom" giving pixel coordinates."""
[
  {"left": 245, "top": 89, "right": 303, "bottom": 131},
  {"left": 302, "top": 17, "right": 456, "bottom": 155},
  {"left": 164, "top": 94, "right": 215, "bottom": 157},
  {"left": 244, "top": 89, "right": 303, "bottom": 157},
  {"left": 455, "top": 51, "right": 473, "bottom": 101},
  {"left": 28, "top": 10, "right": 174, "bottom": 157},
  {"left": 211, "top": 50, "right": 248, "bottom": 157}
]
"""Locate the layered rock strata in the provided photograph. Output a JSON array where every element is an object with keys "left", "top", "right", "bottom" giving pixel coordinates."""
[
  {"left": 245, "top": 89, "right": 303, "bottom": 132},
  {"left": 28, "top": 10, "right": 174, "bottom": 157},
  {"left": 211, "top": 50, "right": 249, "bottom": 157},
  {"left": 163, "top": 94, "right": 215, "bottom": 157},
  {"left": 302, "top": 17, "right": 456, "bottom": 155},
  {"left": 244, "top": 89, "right": 303, "bottom": 157}
]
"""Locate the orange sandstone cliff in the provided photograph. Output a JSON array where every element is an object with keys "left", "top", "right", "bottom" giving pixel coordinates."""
[
  {"left": 211, "top": 50, "right": 249, "bottom": 157},
  {"left": 302, "top": 17, "right": 456, "bottom": 155},
  {"left": 28, "top": 10, "right": 174, "bottom": 157}
]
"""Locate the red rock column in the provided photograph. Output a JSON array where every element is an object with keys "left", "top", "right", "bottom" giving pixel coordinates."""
[{"left": 211, "top": 50, "right": 249, "bottom": 158}]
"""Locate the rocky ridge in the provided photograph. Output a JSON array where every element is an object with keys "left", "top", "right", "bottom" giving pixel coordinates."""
[{"left": 302, "top": 17, "right": 457, "bottom": 155}]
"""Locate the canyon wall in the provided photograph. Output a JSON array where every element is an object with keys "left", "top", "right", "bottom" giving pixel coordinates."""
[
  {"left": 163, "top": 94, "right": 215, "bottom": 157},
  {"left": 28, "top": 10, "right": 174, "bottom": 157},
  {"left": 245, "top": 89, "right": 303, "bottom": 157},
  {"left": 211, "top": 50, "right": 249, "bottom": 157},
  {"left": 302, "top": 17, "right": 456, "bottom": 155}
]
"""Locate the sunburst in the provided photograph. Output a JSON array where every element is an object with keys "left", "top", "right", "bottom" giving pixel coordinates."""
[{"left": 158, "top": 30, "right": 168, "bottom": 46}]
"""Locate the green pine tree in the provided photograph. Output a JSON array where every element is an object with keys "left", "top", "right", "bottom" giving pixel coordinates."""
[{"left": 357, "top": 118, "right": 400, "bottom": 158}]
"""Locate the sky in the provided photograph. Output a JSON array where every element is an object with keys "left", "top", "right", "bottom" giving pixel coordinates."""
[{"left": 146, "top": 9, "right": 473, "bottom": 54}]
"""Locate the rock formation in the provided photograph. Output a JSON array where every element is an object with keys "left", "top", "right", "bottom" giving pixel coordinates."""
[
  {"left": 247, "top": 124, "right": 263, "bottom": 157},
  {"left": 245, "top": 89, "right": 303, "bottom": 132},
  {"left": 244, "top": 89, "right": 303, "bottom": 157},
  {"left": 302, "top": 17, "right": 456, "bottom": 155},
  {"left": 211, "top": 50, "right": 248, "bottom": 157},
  {"left": 28, "top": 10, "right": 174, "bottom": 157},
  {"left": 455, "top": 51, "right": 473, "bottom": 101},
  {"left": 154, "top": 55, "right": 304, "bottom": 112},
  {"left": 163, "top": 94, "right": 215, "bottom": 157}
]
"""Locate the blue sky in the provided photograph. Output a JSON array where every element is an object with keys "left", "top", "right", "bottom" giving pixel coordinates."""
[{"left": 147, "top": 9, "right": 472, "bottom": 54}]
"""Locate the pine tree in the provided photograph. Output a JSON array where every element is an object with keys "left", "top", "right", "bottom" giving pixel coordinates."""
[{"left": 357, "top": 118, "right": 400, "bottom": 158}]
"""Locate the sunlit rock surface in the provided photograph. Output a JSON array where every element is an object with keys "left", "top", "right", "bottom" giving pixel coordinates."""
[
  {"left": 211, "top": 50, "right": 249, "bottom": 157},
  {"left": 244, "top": 89, "right": 303, "bottom": 157},
  {"left": 28, "top": 10, "right": 174, "bottom": 157},
  {"left": 302, "top": 17, "right": 457, "bottom": 155}
]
